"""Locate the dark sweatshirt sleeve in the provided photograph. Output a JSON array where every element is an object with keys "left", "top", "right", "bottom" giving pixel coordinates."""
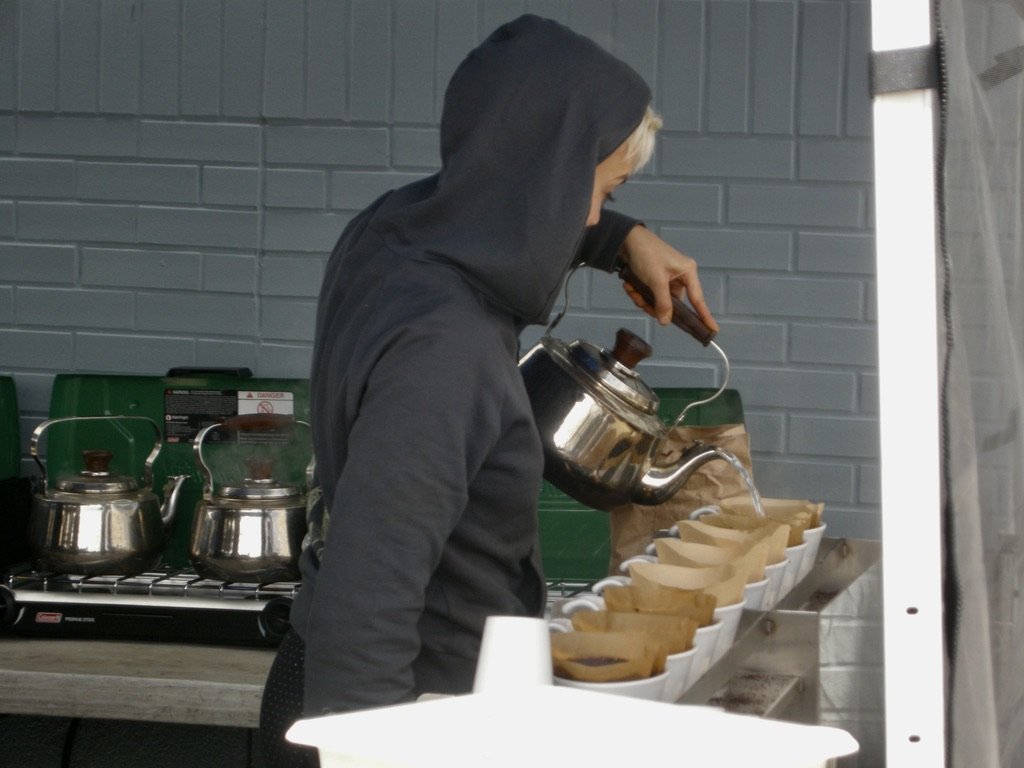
[
  {"left": 300, "top": 310, "right": 508, "bottom": 715},
  {"left": 576, "top": 209, "right": 639, "bottom": 271}
]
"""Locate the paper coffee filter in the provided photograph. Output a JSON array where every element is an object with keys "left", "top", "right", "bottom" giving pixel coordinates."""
[
  {"left": 715, "top": 509, "right": 807, "bottom": 548},
  {"left": 655, "top": 537, "right": 769, "bottom": 584},
  {"left": 699, "top": 568, "right": 746, "bottom": 607},
  {"left": 551, "top": 630, "right": 666, "bottom": 682},
  {"left": 601, "top": 583, "right": 717, "bottom": 626},
  {"left": 700, "top": 515, "right": 791, "bottom": 564},
  {"left": 571, "top": 610, "right": 698, "bottom": 655},
  {"left": 607, "top": 423, "right": 755, "bottom": 571},
  {"left": 720, "top": 496, "right": 825, "bottom": 531},
  {"left": 630, "top": 561, "right": 746, "bottom": 607},
  {"left": 676, "top": 518, "right": 751, "bottom": 548},
  {"left": 655, "top": 538, "right": 731, "bottom": 566},
  {"left": 628, "top": 560, "right": 730, "bottom": 591},
  {"left": 779, "top": 516, "right": 812, "bottom": 546}
]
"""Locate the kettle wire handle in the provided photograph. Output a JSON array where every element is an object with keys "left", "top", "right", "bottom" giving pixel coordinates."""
[
  {"left": 194, "top": 414, "right": 312, "bottom": 499},
  {"left": 670, "top": 340, "right": 732, "bottom": 428},
  {"left": 30, "top": 415, "right": 163, "bottom": 492}
]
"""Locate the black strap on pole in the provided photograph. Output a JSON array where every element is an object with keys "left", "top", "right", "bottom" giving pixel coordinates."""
[{"left": 869, "top": 44, "right": 940, "bottom": 95}]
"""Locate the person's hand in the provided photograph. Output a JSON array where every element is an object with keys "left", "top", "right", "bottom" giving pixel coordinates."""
[{"left": 619, "top": 225, "right": 719, "bottom": 332}]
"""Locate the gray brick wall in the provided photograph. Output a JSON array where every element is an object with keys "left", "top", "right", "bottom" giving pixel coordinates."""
[
  {"left": 0, "top": 0, "right": 882, "bottom": 758},
  {"left": 0, "top": 0, "right": 879, "bottom": 535},
  {"left": 820, "top": 563, "right": 885, "bottom": 768}
]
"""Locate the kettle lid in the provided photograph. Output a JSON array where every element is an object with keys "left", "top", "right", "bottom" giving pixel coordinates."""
[
  {"left": 218, "top": 478, "right": 302, "bottom": 501},
  {"left": 54, "top": 449, "right": 140, "bottom": 494},
  {"left": 563, "top": 329, "right": 660, "bottom": 415},
  {"left": 218, "top": 456, "right": 302, "bottom": 501}
]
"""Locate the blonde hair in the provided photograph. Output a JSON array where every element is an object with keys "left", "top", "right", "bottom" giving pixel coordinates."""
[{"left": 623, "top": 105, "right": 663, "bottom": 172}]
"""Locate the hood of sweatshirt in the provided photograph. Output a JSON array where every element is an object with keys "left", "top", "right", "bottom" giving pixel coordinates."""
[{"left": 372, "top": 14, "right": 651, "bottom": 325}]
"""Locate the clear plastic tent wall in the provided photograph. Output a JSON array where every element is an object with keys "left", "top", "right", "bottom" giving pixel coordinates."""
[{"left": 938, "top": 0, "right": 1024, "bottom": 765}]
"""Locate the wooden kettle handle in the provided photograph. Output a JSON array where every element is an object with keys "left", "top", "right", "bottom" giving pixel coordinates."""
[{"left": 618, "top": 265, "right": 716, "bottom": 347}]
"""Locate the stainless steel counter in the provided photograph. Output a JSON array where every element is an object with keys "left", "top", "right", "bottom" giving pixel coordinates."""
[{"left": 682, "top": 537, "right": 881, "bottom": 722}]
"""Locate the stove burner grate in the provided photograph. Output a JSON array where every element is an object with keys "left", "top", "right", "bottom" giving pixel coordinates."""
[
  {"left": 2, "top": 563, "right": 301, "bottom": 600},
  {"left": 1, "top": 563, "right": 300, "bottom": 647},
  {"left": 2, "top": 566, "right": 596, "bottom": 647}
]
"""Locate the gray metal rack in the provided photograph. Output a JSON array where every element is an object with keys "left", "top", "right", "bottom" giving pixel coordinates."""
[{"left": 682, "top": 537, "right": 881, "bottom": 724}]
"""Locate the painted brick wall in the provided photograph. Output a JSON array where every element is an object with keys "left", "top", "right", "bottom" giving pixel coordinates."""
[
  {"left": 0, "top": 0, "right": 880, "bottom": 505},
  {"left": 0, "top": 0, "right": 879, "bottom": 541},
  {"left": 0, "top": 6, "right": 881, "bottom": 490},
  {"left": 0, "top": 0, "right": 883, "bottom": 759},
  {"left": 820, "top": 563, "right": 885, "bottom": 767}
]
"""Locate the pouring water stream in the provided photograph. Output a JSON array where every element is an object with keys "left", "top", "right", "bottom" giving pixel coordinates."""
[{"left": 709, "top": 446, "right": 765, "bottom": 518}]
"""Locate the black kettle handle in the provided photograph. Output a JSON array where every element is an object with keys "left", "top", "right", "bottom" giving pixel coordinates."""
[{"left": 618, "top": 265, "right": 716, "bottom": 346}]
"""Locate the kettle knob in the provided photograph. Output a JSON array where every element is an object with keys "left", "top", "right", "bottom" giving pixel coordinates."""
[
  {"left": 245, "top": 456, "right": 275, "bottom": 481},
  {"left": 82, "top": 449, "right": 114, "bottom": 474},
  {"left": 611, "top": 328, "right": 653, "bottom": 370}
]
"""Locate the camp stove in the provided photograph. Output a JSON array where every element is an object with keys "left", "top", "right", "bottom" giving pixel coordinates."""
[{"left": 0, "top": 564, "right": 298, "bottom": 647}]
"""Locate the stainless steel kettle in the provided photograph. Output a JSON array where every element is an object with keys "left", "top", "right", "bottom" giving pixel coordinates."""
[
  {"left": 520, "top": 262, "right": 736, "bottom": 512},
  {"left": 520, "top": 326, "right": 731, "bottom": 511},
  {"left": 188, "top": 414, "right": 310, "bottom": 583},
  {"left": 28, "top": 415, "right": 187, "bottom": 575}
]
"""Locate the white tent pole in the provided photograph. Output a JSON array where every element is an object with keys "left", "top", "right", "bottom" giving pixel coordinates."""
[{"left": 870, "top": 0, "right": 947, "bottom": 765}]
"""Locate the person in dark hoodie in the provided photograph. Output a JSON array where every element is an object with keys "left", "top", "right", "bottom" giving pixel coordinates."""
[{"left": 259, "top": 14, "right": 718, "bottom": 767}]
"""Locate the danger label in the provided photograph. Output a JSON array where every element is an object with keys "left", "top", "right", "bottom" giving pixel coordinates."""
[{"left": 238, "top": 391, "right": 294, "bottom": 416}]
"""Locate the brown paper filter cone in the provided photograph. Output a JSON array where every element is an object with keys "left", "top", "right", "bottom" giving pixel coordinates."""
[
  {"left": 571, "top": 610, "right": 698, "bottom": 655},
  {"left": 675, "top": 519, "right": 751, "bottom": 549},
  {"left": 716, "top": 511, "right": 803, "bottom": 549},
  {"left": 629, "top": 561, "right": 746, "bottom": 607},
  {"left": 607, "top": 423, "right": 754, "bottom": 571},
  {"left": 655, "top": 538, "right": 733, "bottom": 567},
  {"left": 602, "top": 583, "right": 718, "bottom": 626},
  {"left": 700, "top": 515, "right": 791, "bottom": 564},
  {"left": 550, "top": 630, "right": 667, "bottom": 682},
  {"left": 719, "top": 496, "right": 825, "bottom": 540},
  {"left": 655, "top": 537, "right": 769, "bottom": 584}
]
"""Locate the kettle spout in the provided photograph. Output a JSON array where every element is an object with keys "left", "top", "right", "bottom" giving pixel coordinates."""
[
  {"left": 160, "top": 474, "right": 189, "bottom": 529},
  {"left": 633, "top": 441, "right": 725, "bottom": 506}
]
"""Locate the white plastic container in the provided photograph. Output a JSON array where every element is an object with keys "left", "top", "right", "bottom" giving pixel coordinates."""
[
  {"left": 472, "top": 616, "right": 552, "bottom": 693},
  {"left": 286, "top": 686, "right": 858, "bottom": 768}
]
